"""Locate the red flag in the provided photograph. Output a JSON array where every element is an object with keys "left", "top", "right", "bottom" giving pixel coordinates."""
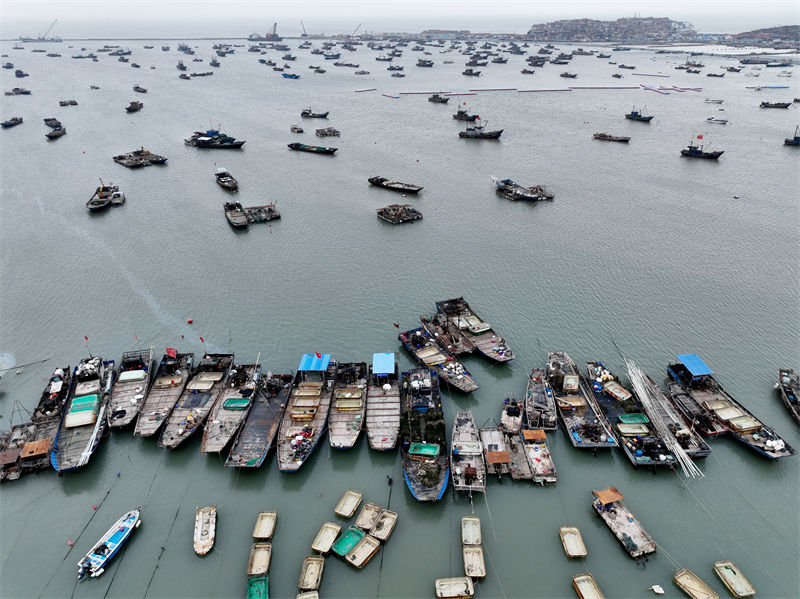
[
  {"left": 697, "top": 135, "right": 703, "bottom": 139},
  {"left": 166, "top": 347, "right": 177, "bottom": 358},
  {"left": 393, "top": 323, "right": 400, "bottom": 329},
  {"left": 84, "top": 335, "right": 88, "bottom": 341},
  {"left": 463, "top": 101, "right": 466, "bottom": 105},
  {"left": 315, "top": 352, "right": 322, "bottom": 359},
  {"left": 200, "top": 337, "right": 205, "bottom": 343},
  {"left": 133, "top": 334, "right": 138, "bottom": 340},
  {"left": 476, "top": 116, "right": 480, "bottom": 120}
]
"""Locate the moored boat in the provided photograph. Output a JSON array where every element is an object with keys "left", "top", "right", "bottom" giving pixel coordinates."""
[
  {"left": 522, "top": 429, "right": 557, "bottom": 484},
  {"left": 573, "top": 573, "right": 606, "bottom": 599},
  {"left": 400, "top": 368, "right": 449, "bottom": 502},
  {"left": 591, "top": 486, "right": 656, "bottom": 559},
  {"left": 157, "top": 353, "right": 234, "bottom": 449},
  {"left": 247, "top": 543, "right": 272, "bottom": 576},
  {"left": 300, "top": 108, "right": 328, "bottom": 118},
  {"left": 1, "top": 116, "right": 23, "bottom": 128},
  {"left": 760, "top": 101, "right": 791, "bottom": 108},
  {"left": 428, "top": 94, "right": 449, "bottom": 103},
  {"left": 451, "top": 411, "right": 486, "bottom": 494},
  {"left": 376, "top": 203, "right": 422, "bottom": 224},
  {"left": 276, "top": 353, "right": 336, "bottom": 471},
  {"left": 224, "top": 202, "right": 248, "bottom": 228},
  {"left": 493, "top": 177, "right": 554, "bottom": 201},
  {"left": 77, "top": 509, "right": 141, "bottom": 578},
  {"left": 435, "top": 297, "right": 513, "bottom": 362},
  {"left": 713, "top": 560, "right": 755, "bottom": 598},
  {"left": 107, "top": 348, "right": 155, "bottom": 429},
  {"left": 134, "top": 351, "right": 193, "bottom": 437},
  {"left": 453, "top": 108, "right": 478, "bottom": 121},
  {"left": 185, "top": 129, "right": 245, "bottom": 148},
  {"left": 369, "top": 509, "right": 397, "bottom": 542},
  {"left": 365, "top": 353, "right": 401, "bottom": 451},
  {"left": 194, "top": 506, "right": 216, "bottom": 555},
  {"left": 462, "top": 545, "right": 485, "bottom": 578},
  {"left": 420, "top": 313, "right": 475, "bottom": 355},
  {"left": 334, "top": 489, "right": 363, "bottom": 517},
  {"left": 43, "top": 117, "right": 61, "bottom": 128},
  {"left": 681, "top": 138, "right": 724, "bottom": 159},
  {"left": 354, "top": 501, "right": 381, "bottom": 531},
  {"left": 784, "top": 126, "right": 800, "bottom": 146},
  {"left": 345, "top": 534, "right": 381, "bottom": 568},
  {"left": 126, "top": 100, "right": 143, "bottom": 113},
  {"left": 215, "top": 167, "right": 238, "bottom": 191},
  {"left": 479, "top": 420, "right": 510, "bottom": 478},
  {"left": 525, "top": 368, "right": 557, "bottom": 429},
  {"left": 287, "top": 142, "right": 337, "bottom": 154},
  {"left": 252, "top": 510, "right": 277, "bottom": 540},
  {"left": 298, "top": 556, "right": 324, "bottom": 591},
  {"left": 368, "top": 176, "right": 423, "bottom": 194},
  {"left": 328, "top": 361, "right": 368, "bottom": 449},
  {"left": 777, "top": 368, "right": 800, "bottom": 425},
  {"left": 398, "top": 328, "right": 478, "bottom": 393},
  {"left": 435, "top": 577, "right": 474, "bottom": 599},
  {"left": 625, "top": 107, "right": 653, "bottom": 122},
  {"left": 20, "top": 366, "right": 73, "bottom": 473},
  {"left": 674, "top": 569, "right": 719, "bottom": 599},
  {"left": 559, "top": 526, "right": 586, "bottom": 557},
  {"left": 0, "top": 403, "right": 36, "bottom": 482},
  {"left": 86, "top": 182, "right": 125, "bottom": 211},
  {"left": 593, "top": 132, "right": 630, "bottom": 142},
  {"left": 331, "top": 526, "right": 364, "bottom": 558},
  {"left": 461, "top": 516, "right": 481, "bottom": 545},
  {"left": 459, "top": 123, "right": 502, "bottom": 139},
  {"left": 311, "top": 522, "right": 341, "bottom": 554},
  {"left": 202, "top": 364, "right": 261, "bottom": 453},
  {"left": 46, "top": 126, "right": 66, "bottom": 140},
  {"left": 247, "top": 575, "right": 268, "bottom": 599}
]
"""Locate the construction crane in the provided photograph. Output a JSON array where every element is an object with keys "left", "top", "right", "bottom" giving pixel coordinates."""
[
  {"left": 42, "top": 19, "right": 58, "bottom": 38},
  {"left": 350, "top": 23, "right": 362, "bottom": 38},
  {"left": 300, "top": 20, "right": 308, "bottom": 37}
]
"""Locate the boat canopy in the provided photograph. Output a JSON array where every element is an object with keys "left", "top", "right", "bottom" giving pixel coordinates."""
[
  {"left": 677, "top": 354, "right": 713, "bottom": 377},
  {"left": 409, "top": 442, "right": 440, "bottom": 459},
  {"left": 523, "top": 429, "right": 547, "bottom": 440},
  {"left": 298, "top": 353, "right": 331, "bottom": 372},
  {"left": 21, "top": 438, "right": 51, "bottom": 458},
  {"left": 593, "top": 486, "right": 624, "bottom": 505},
  {"left": 372, "top": 352, "right": 395, "bottom": 375}
]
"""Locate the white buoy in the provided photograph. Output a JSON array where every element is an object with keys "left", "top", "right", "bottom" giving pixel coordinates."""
[{"left": 650, "top": 585, "right": 665, "bottom": 595}]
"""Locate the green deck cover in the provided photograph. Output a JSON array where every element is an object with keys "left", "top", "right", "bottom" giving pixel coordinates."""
[
  {"left": 331, "top": 527, "right": 365, "bottom": 557},
  {"left": 246, "top": 575, "right": 268, "bottom": 599},
  {"left": 618, "top": 413, "right": 649, "bottom": 424},
  {"left": 409, "top": 442, "right": 440, "bottom": 458},
  {"left": 223, "top": 398, "right": 251, "bottom": 410},
  {"left": 69, "top": 394, "right": 99, "bottom": 413}
]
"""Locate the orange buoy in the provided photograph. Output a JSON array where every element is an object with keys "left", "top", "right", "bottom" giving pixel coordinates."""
[{"left": 187, "top": 318, "right": 193, "bottom": 324}]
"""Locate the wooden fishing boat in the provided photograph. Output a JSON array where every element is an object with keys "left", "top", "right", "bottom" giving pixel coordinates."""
[
  {"left": 369, "top": 509, "right": 397, "bottom": 542},
  {"left": 328, "top": 361, "right": 368, "bottom": 449},
  {"left": 224, "top": 202, "right": 248, "bottom": 228},
  {"left": 559, "top": 526, "right": 586, "bottom": 557},
  {"left": 591, "top": 487, "right": 656, "bottom": 559},
  {"left": 368, "top": 176, "right": 423, "bottom": 194},
  {"left": 246, "top": 575, "right": 268, "bottom": 599},
  {"left": 400, "top": 369, "right": 449, "bottom": 502},
  {"left": 573, "top": 573, "right": 606, "bottom": 599},
  {"left": 501, "top": 400, "right": 533, "bottom": 481},
  {"left": 548, "top": 351, "right": 617, "bottom": 451},
  {"left": 525, "top": 368, "right": 557, "bottom": 430},
  {"left": 252, "top": 510, "right": 277, "bottom": 540},
  {"left": 226, "top": 373, "right": 292, "bottom": 467},
  {"left": 311, "top": 522, "right": 341, "bottom": 554},
  {"left": 668, "top": 354, "right": 795, "bottom": 458},
  {"left": 19, "top": 367, "right": 72, "bottom": 473},
  {"left": 461, "top": 516, "right": 481, "bottom": 545},
  {"left": 0, "top": 403, "right": 36, "bottom": 482},
  {"left": 480, "top": 421, "right": 510, "bottom": 478},
  {"left": 298, "top": 556, "right": 324, "bottom": 591},
  {"left": 300, "top": 108, "right": 329, "bottom": 118},
  {"left": 331, "top": 526, "right": 365, "bottom": 558},
  {"left": 287, "top": 142, "right": 337, "bottom": 154},
  {"left": 277, "top": 354, "right": 336, "bottom": 471},
  {"left": 435, "top": 297, "right": 513, "bottom": 362},
  {"left": 399, "top": 328, "right": 478, "bottom": 392},
  {"left": 674, "top": 569, "right": 719, "bottom": 599},
  {"left": 713, "top": 560, "right": 755, "bottom": 597},
  {"left": 462, "top": 546, "right": 485, "bottom": 578},
  {"left": 77, "top": 508, "right": 141, "bottom": 578},
  {"left": 334, "top": 489, "right": 363, "bottom": 517},
  {"left": 435, "top": 577, "right": 474, "bottom": 599},
  {"left": 158, "top": 353, "right": 234, "bottom": 449},
  {"left": 215, "top": 167, "right": 239, "bottom": 191},
  {"left": 777, "top": 368, "right": 800, "bottom": 425},
  {"left": 451, "top": 411, "right": 486, "bottom": 494},
  {"left": 107, "top": 348, "right": 155, "bottom": 429},
  {"left": 202, "top": 363, "right": 261, "bottom": 453},
  {"left": 247, "top": 543, "right": 272, "bottom": 576},
  {"left": 51, "top": 357, "right": 115, "bottom": 472},
  {"left": 523, "top": 429, "right": 557, "bottom": 484},
  {"left": 345, "top": 534, "right": 381, "bottom": 568},
  {"left": 365, "top": 353, "right": 401, "bottom": 451},
  {"left": 354, "top": 502, "right": 382, "bottom": 530},
  {"left": 194, "top": 506, "right": 216, "bottom": 555},
  {"left": 420, "top": 313, "right": 475, "bottom": 355},
  {"left": 133, "top": 352, "right": 193, "bottom": 437}
]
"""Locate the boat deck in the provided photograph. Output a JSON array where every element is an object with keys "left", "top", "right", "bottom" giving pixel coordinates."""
[
  {"left": 420, "top": 313, "right": 475, "bottom": 355},
  {"left": 328, "top": 362, "right": 368, "bottom": 449},
  {"left": 134, "top": 353, "right": 192, "bottom": 437},
  {"left": 202, "top": 364, "right": 260, "bottom": 453},
  {"left": 523, "top": 430, "right": 557, "bottom": 484},
  {"left": 108, "top": 348, "right": 154, "bottom": 429},
  {"left": 505, "top": 430, "right": 532, "bottom": 480},
  {"left": 525, "top": 368, "right": 557, "bottom": 430},
  {"left": 451, "top": 411, "right": 486, "bottom": 493},
  {"left": 479, "top": 426, "right": 510, "bottom": 477},
  {"left": 436, "top": 298, "right": 513, "bottom": 362},
  {"left": 365, "top": 376, "right": 400, "bottom": 451},
  {"left": 592, "top": 492, "right": 656, "bottom": 559},
  {"left": 642, "top": 376, "right": 711, "bottom": 458}
]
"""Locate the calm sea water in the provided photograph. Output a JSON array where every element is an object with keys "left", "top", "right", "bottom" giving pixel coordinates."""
[{"left": 0, "top": 38, "right": 798, "bottom": 599}]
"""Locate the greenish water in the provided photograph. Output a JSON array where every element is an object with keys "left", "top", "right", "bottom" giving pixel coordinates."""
[{"left": 0, "top": 38, "right": 798, "bottom": 599}]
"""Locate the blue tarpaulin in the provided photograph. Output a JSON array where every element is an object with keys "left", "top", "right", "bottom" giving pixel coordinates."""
[
  {"left": 372, "top": 353, "right": 395, "bottom": 375},
  {"left": 677, "top": 354, "right": 713, "bottom": 377},
  {"left": 298, "top": 353, "right": 331, "bottom": 371}
]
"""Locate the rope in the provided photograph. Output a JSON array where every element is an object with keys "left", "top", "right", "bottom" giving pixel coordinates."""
[{"left": 0, "top": 356, "right": 51, "bottom": 372}]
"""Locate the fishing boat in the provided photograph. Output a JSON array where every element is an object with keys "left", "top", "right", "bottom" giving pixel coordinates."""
[
  {"left": 369, "top": 509, "right": 397, "bottom": 541},
  {"left": 681, "top": 138, "right": 724, "bottom": 159},
  {"left": 298, "top": 556, "right": 324, "bottom": 591},
  {"left": 282, "top": 73, "right": 300, "bottom": 79},
  {"left": 300, "top": 108, "right": 328, "bottom": 118},
  {"left": 377, "top": 203, "right": 422, "bottom": 224},
  {"left": 1, "top": 117, "right": 22, "bottom": 128},
  {"left": 398, "top": 328, "right": 478, "bottom": 393},
  {"left": 345, "top": 534, "right": 381, "bottom": 568},
  {"left": 479, "top": 420, "right": 510, "bottom": 478},
  {"left": 668, "top": 354, "right": 794, "bottom": 458},
  {"left": 784, "top": 126, "right": 800, "bottom": 146},
  {"left": 0, "top": 403, "right": 35, "bottom": 482},
  {"left": 134, "top": 351, "right": 193, "bottom": 437},
  {"left": 247, "top": 575, "right": 268, "bottom": 599},
  {"left": 459, "top": 123, "right": 502, "bottom": 139},
  {"left": 328, "top": 361, "right": 368, "bottom": 449},
  {"left": 19, "top": 366, "right": 73, "bottom": 473},
  {"left": 276, "top": 353, "right": 336, "bottom": 472},
  {"left": 547, "top": 351, "right": 617, "bottom": 451},
  {"left": 46, "top": 126, "right": 66, "bottom": 140},
  {"left": 451, "top": 411, "right": 486, "bottom": 494},
  {"left": 593, "top": 133, "right": 630, "bottom": 142},
  {"left": 126, "top": 100, "right": 143, "bottom": 113},
  {"left": 435, "top": 297, "right": 513, "bottom": 362},
  {"left": 247, "top": 543, "right": 272, "bottom": 576},
  {"left": 157, "top": 353, "right": 234, "bottom": 449},
  {"left": 434, "top": 577, "right": 474, "bottom": 599},
  {"left": 760, "top": 101, "right": 791, "bottom": 108},
  {"left": 560, "top": 72, "right": 577, "bottom": 78},
  {"left": 4, "top": 88, "right": 31, "bottom": 95},
  {"left": 225, "top": 373, "right": 292, "bottom": 467},
  {"left": 194, "top": 506, "right": 216, "bottom": 555},
  {"left": 525, "top": 368, "right": 556, "bottom": 429},
  {"left": 522, "top": 429, "right": 557, "bottom": 484},
  {"left": 492, "top": 177, "right": 554, "bottom": 201},
  {"left": 107, "top": 348, "right": 155, "bottom": 429},
  {"left": 777, "top": 368, "right": 800, "bottom": 424},
  {"left": 713, "top": 560, "right": 755, "bottom": 597},
  {"left": 185, "top": 129, "right": 245, "bottom": 149},
  {"left": 559, "top": 526, "right": 586, "bottom": 557},
  {"left": 224, "top": 202, "right": 248, "bottom": 228},
  {"left": 215, "top": 167, "right": 238, "bottom": 191},
  {"left": 453, "top": 108, "right": 478, "bottom": 121},
  {"left": 420, "top": 313, "right": 475, "bottom": 355},
  {"left": 77, "top": 509, "right": 141, "bottom": 578},
  {"left": 706, "top": 116, "right": 728, "bottom": 125},
  {"left": 287, "top": 142, "right": 337, "bottom": 154},
  {"left": 252, "top": 510, "right": 277, "bottom": 540},
  {"left": 365, "top": 353, "right": 401, "bottom": 451},
  {"left": 428, "top": 94, "right": 449, "bottom": 103},
  {"left": 462, "top": 68, "right": 481, "bottom": 76},
  {"left": 400, "top": 368, "right": 449, "bottom": 502},
  {"left": 625, "top": 107, "right": 653, "bottom": 122},
  {"left": 86, "top": 182, "right": 125, "bottom": 211},
  {"left": 674, "top": 569, "right": 719, "bottom": 599},
  {"left": 591, "top": 487, "right": 656, "bottom": 559},
  {"left": 368, "top": 176, "right": 423, "bottom": 194},
  {"left": 43, "top": 117, "right": 61, "bottom": 128},
  {"left": 334, "top": 489, "right": 363, "bottom": 517},
  {"left": 586, "top": 361, "right": 676, "bottom": 469},
  {"left": 51, "top": 357, "right": 114, "bottom": 472},
  {"left": 573, "top": 573, "right": 606, "bottom": 599},
  {"left": 704, "top": 98, "right": 724, "bottom": 104},
  {"left": 416, "top": 59, "right": 433, "bottom": 67},
  {"left": 311, "top": 522, "right": 341, "bottom": 554},
  {"left": 132, "top": 85, "right": 147, "bottom": 93},
  {"left": 202, "top": 364, "right": 261, "bottom": 453}
]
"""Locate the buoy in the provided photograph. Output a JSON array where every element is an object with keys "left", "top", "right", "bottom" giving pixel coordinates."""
[
  {"left": 68, "top": 540, "right": 74, "bottom": 546},
  {"left": 93, "top": 505, "right": 98, "bottom": 510},
  {"left": 187, "top": 318, "right": 193, "bottom": 324},
  {"left": 116, "top": 472, "right": 121, "bottom": 477}
]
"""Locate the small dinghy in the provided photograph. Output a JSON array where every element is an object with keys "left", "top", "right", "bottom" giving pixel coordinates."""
[
  {"left": 247, "top": 542, "right": 272, "bottom": 576},
  {"left": 345, "top": 534, "right": 381, "bottom": 568},
  {"left": 435, "top": 576, "right": 475, "bottom": 598},
  {"left": 252, "top": 511, "right": 277, "bottom": 540},
  {"left": 215, "top": 167, "right": 239, "bottom": 191},
  {"left": 77, "top": 508, "right": 141, "bottom": 579},
  {"left": 311, "top": 522, "right": 341, "bottom": 554},
  {"left": 334, "top": 489, "right": 363, "bottom": 517},
  {"left": 674, "top": 569, "right": 719, "bottom": 599},
  {"left": 296, "top": 593, "right": 319, "bottom": 599},
  {"left": 369, "top": 509, "right": 397, "bottom": 542},
  {"left": 559, "top": 526, "right": 587, "bottom": 558},
  {"left": 246, "top": 575, "right": 268, "bottom": 599},
  {"left": 298, "top": 556, "right": 324, "bottom": 591},
  {"left": 462, "top": 545, "right": 486, "bottom": 578},
  {"left": 354, "top": 502, "right": 381, "bottom": 530},
  {"left": 461, "top": 516, "right": 481, "bottom": 545},
  {"left": 573, "top": 573, "right": 606, "bottom": 599},
  {"left": 194, "top": 506, "right": 216, "bottom": 555},
  {"left": 713, "top": 561, "right": 755, "bottom": 598},
  {"left": 331, "top": 526, "right": 365, "bottom": 558}
]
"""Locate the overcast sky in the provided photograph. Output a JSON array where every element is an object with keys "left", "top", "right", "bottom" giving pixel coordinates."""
[{"left": 2, "top": 0, "right": 797, "bottom": 36}]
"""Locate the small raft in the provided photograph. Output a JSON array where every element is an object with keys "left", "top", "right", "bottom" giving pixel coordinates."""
[
  {"left": 334, "top": 489, "right": 363, "bottom": 517},
  {"left": 246, "top": 575, "right": 268, "bottom": 599},
  {"left": 435, "top": 577, "right": 475, "bottom": 599},
  {"left": 354, "top": 502, "right": 381, "bottom": 531},
  {"left": 573, "top": 573, "right": 607, "bottom": 599},
  {"left": 331, "top": 526, "right": 365, "bottom": 558},
  {"left": 194, "top": 506, "right": 216, "bottom": 555},
  {"left": 713, "top": 561, "right": 755, "bottom": 598},
  {"left": 560, "top": 526, "right": 587, "bottom": 558},
  {"left": 345, "top": 534, "right": 381, "bottom": 568},
  {"left": 369, "top": 509, "right": 397, "bottom": 542},
  {"left": 311, "top": 522, "right": 341, "bottom": 554},
  {"left": 247, "top": 543, "right": 272, "bottom": 576},
  {"left": 461, "top": 516, "right": 482, "bottom": 545},
  {"left": 462, "top": 545, "right": 486, "bottom": 578},
  {"left": 252, "top": 511, "right": 277, "bottom": 540},
  {"left": 298, "top": 556, "right": 324, "bottom": 591},
  {"left": 674, "top": 569, "right": 719, "bottom": 599}
]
